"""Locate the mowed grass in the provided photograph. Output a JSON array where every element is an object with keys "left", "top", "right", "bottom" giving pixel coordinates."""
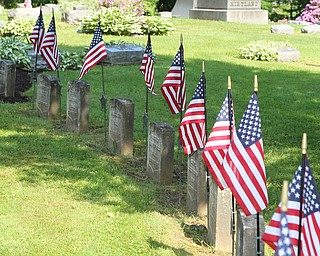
[{"left": 1, "top": 11, "right": 320, "bottom": 255}]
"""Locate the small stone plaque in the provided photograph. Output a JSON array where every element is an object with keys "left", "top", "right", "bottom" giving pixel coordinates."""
[
  {"left": 271, "top": 24, "right": 294, "bottom": 34},
  {"left": 146, "top": 122, "right": 174, "bottom": 184},
  {"left": 66, "top": 80, "right": 90, "bottom": 132}
]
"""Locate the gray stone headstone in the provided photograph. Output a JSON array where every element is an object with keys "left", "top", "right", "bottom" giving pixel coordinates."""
[
  {"left": 73, "top": 6, "right": 88, "bottom": 11},
  {"left": 288, "top": 20, "right": 311, "bottom": 25},
  {"left": 28, "top": 50, "right": 50, "bottom": 72},
  {"left": 277, "top": 47, "right": 300, "bottom": 62},
  {"left": 61, "top": 10, "right": 93, "bottom": 25},
  {"left": 66, "top": 80, "right": 90, "bottom": 132},
  {"left": 8, "top": 7, "right": 50, "bottom": 20},
  {"left": 108, "top": 98, "right": 134, "bottom": 156},
  {"left": 44, "top": 4, "right": 60, "bottom": 13},
  {"left": 103, "top": 45, "right": 144, "bottom": 66},
  {"left": 36, "top": 74, "right": 60, "bottom": 120},
  {"left": 172, "top": 0, "right": 193, "bottom": 18},
  {"left": 158, "top": 12, "right": 173, "bottom": 18},
  {"left": 146, "top": 122, "right": 174, "bottom": 184},
  {"left": 236, "top": 208, "right": 265, "bottom": 256},
  {"left": 271, "top": 24, "right": 294, "bottom": 34},
  {"left": 0, "top": 60, "right": 16, "bottom": 98},
  {"left": 190, "top": 0, "right": 268, "bottom": 24},
  {"left": 187, "top": 150, "right": 207, "bottom": 216},
  {"left": 301, "top": 24, "right": 320, "bottom": 34},
  {"left": 207, "top": 176, "right": 233, "bottom": 252}
]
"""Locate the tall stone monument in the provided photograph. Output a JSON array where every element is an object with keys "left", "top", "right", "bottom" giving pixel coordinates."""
[
  {"left": 190, "top": 0, "right": 268, "bottom": 24},
  {"left": 172, "top": 0, "right": 194, "bottom": 18}
]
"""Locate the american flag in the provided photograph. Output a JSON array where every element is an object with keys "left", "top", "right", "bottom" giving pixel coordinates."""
[
  {"left": 79, "top": 22, "right": 107, "bottom": 79},
  {"left": 220, "top": 92, "right": 268, "bottom": 216},
  {"left": 140, "top": 34, "right": 156, "bottom": 95},
  {"left": 161, "top": 46, "right": 186, "bottom": 114},
  {"left": 178, "top": 74, "right": 206, "bottom": 155},
  {"left": 202, "top": 91, "right": 234, "bottom": 190},
  {"left": 275, "top": 211, "right": 293, "bottom": 256},
  {"left": 24, "top": 0, "right": 32, "bottom": 8},
  {"left": 262, "top": 157, "right": 320, "bottom": 255},
  {"left": 30, "top": 9, "right": 45, "bottom": 54},
  {"left": 40, "top": 15, "right": 59, "bottom": 71}
]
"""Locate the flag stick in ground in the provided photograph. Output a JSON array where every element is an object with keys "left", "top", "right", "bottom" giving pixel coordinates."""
[
  {"left": 30, "top": 5, "right": 44, "bottom": 111},
  {"left": 297, "top": 133, "right": 307, "bottom": 256},
  {"left": 100, "top": 62, "right": 107, "bottom": 144},
  {"left": 227, "top": 76, "right": 236, "bottom": 256}
]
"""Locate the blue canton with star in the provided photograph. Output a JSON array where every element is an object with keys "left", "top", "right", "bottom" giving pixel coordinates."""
[
  {"left": 275, "top": 211, "right": 293, "bottom": 256},
  {"left": 171, "top": 49, "right": 185, "bottom": 70},
  {"left": 89, "top": 23, "right": 104, "bottom": 50},
  {"left": 237, "top": 92, "right": 262, "bottom": 148},
  {"left": 288, "top": 159, "right": 320, "bottom": 216},
  {"left": 191, "top": 76, "right": 205, "bottom": 100},
  {"left": 216, "top": 93, "right": 233, "bottom": 123}
]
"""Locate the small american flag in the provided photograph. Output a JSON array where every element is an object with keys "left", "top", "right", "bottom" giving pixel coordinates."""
[
  {"left": 262, "top": 157, "right": 320, "bottom": 255},
  {"left": 140, "top": 34, "right": 156, "bottom": 95},
  {"left": 275, "top": 211, "right": 293, "bottom": 256},
  {"left": 79, "top": 22, "right": 107, "bottom": 79},
  {"left": 202, "top": 92, "right": 234, "bottom": 190},
  {"left": 40, "top": 15, "right": 59, "bottom": 71},
  {"left": 178, "top": 74, "right": 206, "bottom": 155},
  {"left": 30, "top": 9, "right": 45, "bottom": 54},
  {"left": 24, "top": 0, "right": 32, "bottom": 8},
  {"left": 161, "top": 46, "right": 186, "bottom": 114},
  {"left": 220, "top": 92, "right": 268, "bottom": 216}
]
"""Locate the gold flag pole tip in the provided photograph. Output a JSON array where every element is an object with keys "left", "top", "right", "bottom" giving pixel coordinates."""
[
  {"left": 228, "top": 76, "right": 232, "bottom": 90},
  {"left": 281, "top": 180, "right": 289, "bottom": 212},
  {"left": 302, "top": 133, "right": 307, "bottom": 155},
  {"left": 202, "top": 61, "right": 205, "bottom": 73},
  {"left": 254, "top": 75, "right": 258, "bottom": 92}
]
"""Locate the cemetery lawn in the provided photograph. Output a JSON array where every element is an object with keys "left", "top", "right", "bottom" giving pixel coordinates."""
[{"left": 1, "top": 12, "right": 320, "bottom": 255}]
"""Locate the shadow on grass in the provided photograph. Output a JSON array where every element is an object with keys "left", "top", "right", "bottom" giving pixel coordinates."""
[{"left": 147, "top": 237, "right": 193, "bottom": 256}]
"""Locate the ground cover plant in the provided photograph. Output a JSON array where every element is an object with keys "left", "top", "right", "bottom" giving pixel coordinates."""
[{"left": 1, "top": 9, "right": 320, "bottom": 256}]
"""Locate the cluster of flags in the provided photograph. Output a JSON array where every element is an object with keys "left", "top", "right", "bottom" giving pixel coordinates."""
[{"left": 140, "top": 35, "right": 320, "bottom": 255}]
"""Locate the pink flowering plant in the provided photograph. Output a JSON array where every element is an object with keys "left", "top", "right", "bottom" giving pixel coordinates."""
[
  {"left": 102, "top": 0, "right": 145, "bottom": 16},
  {"left": 296, "top": 0, "right": 320, "bottom": 23}
]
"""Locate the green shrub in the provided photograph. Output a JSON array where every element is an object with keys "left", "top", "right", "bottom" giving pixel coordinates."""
[
  {"left": 80, "top": 7, "right": 174, "bottom": 36},
  {"left": 0, "top": 36, "right": 32, "bottom": 70},
  {"left": 59, "top": 48, "right": 87, "bottom": 71},
  {"left": 238, "top": 40, "right": 291, "bottom": 61},
  {"left": 0, "top": 19, "right": 34, "bottom": 40}
]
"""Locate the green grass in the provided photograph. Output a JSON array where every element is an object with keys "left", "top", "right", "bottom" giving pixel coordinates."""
[{"left": 1, "top": 12, "right": 320, "bottom": 256}]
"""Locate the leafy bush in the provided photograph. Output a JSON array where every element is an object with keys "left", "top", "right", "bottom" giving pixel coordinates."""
[
  {"left": 0, "top": 19, "right": 34, "bottom": 40},
  {"left": 296, "top": 0, "right": 320, "bottom": 23},
  {"left": 0, "top": 36, "right": 32, "bottom": 70},
  {"left": 59, "top": 48, "right": 87, "bottom": 71},
  {"left": 239, "top": 41, "right": 291, "bottom": 61},
  {"left": 80, "top": 7, "right": 174, "bottom": 36}
]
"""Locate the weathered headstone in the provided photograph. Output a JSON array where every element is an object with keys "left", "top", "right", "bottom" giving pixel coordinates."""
[
  {"left": 187, "top": 150, "right": 207, "bottom": 216},
  {"left": 66, "top": 80, "right": 90, "bottom": 132},
  {"left": 172, "top": 0, "right": 193, "bottom": 18},
  {"left": 36, "top": 74, "right": 60, "bottom": 120},
  {"left": 103, "top": 45, "right": 144, "bottom": 66},
  {"left": 236, "top": 208, "right": 265, "bottom": 256},
  {"left": 8, "top": 7, "right": 50, "bottom": 20},
  {"left": 146, "top": 122, "right": 174, "bottom": 184},
  {"left": 271, "top": 24, "right": 294, "bottom": 34},
  {"left": 108, "top": 98, "right": 134, "bottom": 156},
  {"left": 0, "top": 60, "right": 16, "bottom": 98},
  {"left": 207, "top": 176, "right": 233, "bottom": 252},
  {"left": 301, "top": 24, "right": 320, "bottom": 33},
  {"left": 277, "top": 47, "right": 300, "bottom": 62},
  {"left": 28, "top": 50, "right": 50, "bottom": 72},
  {"left": 61, "top": 9, "right": 93, "bottom": 25},
  {"left": 190, "top": 0, "right": 268, "bottom": 24}
]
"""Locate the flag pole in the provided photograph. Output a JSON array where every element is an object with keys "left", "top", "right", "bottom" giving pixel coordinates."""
[
  {"left": 297, "top": 133, "right": 307, "bottom": 256},
  {"left": 143, "top": 33, "right": 151, "bottom": 133},
  {"left": 100, "top": 32, "right": 107, "bottom": 144},
  {"left": 32, "top": 4, "right": 42, "bottom": 111},
  {"left": 254, "top": 75, "right": 262, "bottom": 256},
  {"left": 228, "top": 76, "right": 236, "bottom": 256},
  {"left": 281, "top": 180, "right": 289, "bottom": 213},
  {"left": 178, "top": 34, "right": 184, "bottom": 205}
]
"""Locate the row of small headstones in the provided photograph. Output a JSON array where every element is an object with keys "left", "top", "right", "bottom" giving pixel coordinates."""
[
  {"left": 1, "top": 59, "right": 265, "bottom": 255},
  {"left": 271, "top": 23, "right": 320, "bottom": 34}
]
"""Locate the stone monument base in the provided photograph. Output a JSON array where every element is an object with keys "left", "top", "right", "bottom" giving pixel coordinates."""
[{"left": 189, "top": 9, "right": 268, "bottom": 24}]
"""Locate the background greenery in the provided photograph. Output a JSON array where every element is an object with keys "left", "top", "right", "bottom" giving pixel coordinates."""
[{"left": 1, "top": 7, "right": 320, "bottom": 256}]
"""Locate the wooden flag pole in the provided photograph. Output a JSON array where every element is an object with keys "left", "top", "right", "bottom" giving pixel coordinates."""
[
  {"left": 178, "top": 34, "right": 184, "bottom": 205},
  {"left": 228, "top": 76, "right": 236, "bottom": 256},
  {"left": 32, "top": 4, "right": 42, "bottom": 111},
  {"left": 143, "top": 33, "right": 151, "bottom": 133},
  {"left": 281, "top": 180, "right": 289, "bottom": 213},
  {"left": 100, "top": 53, "right": 107, "bottom": 144},
  {"left": 254, "top": 75, "right": 262, "bottom": 256},
  {"left": 297, "top": 133, "right": 307, "bottom": 256}
]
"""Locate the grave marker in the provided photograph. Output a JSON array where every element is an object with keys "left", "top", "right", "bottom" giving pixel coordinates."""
[
  {"left": 36, "top": 74, "right": 60, "bottom": 119},
  {"left": 186, "top": 150, "right": 207, "bottom": 216},
  {"left": 0, "top": 60, "right": 16, "bottom": 98},
  {"left": 109, "top": 98, "right": 134, "bottom": 156},
  {"left": 66, "top": 80, "right": 90, "bottom": 132},
  {"left": 146, "top": 122, "right": 174, "bottom": 184}
]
